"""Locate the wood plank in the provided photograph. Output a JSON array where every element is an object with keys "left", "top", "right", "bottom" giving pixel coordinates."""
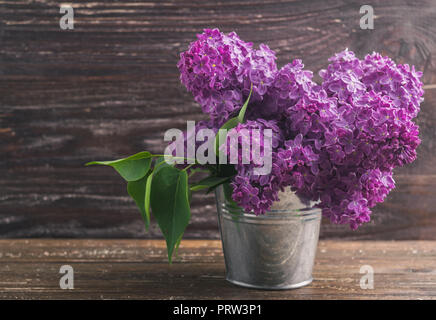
[
  {"left": 0, "top": 239, "right": 435, "bottom": 299},
  {"left": 1, "top": 0, "right": 436, "bottom": 239}
]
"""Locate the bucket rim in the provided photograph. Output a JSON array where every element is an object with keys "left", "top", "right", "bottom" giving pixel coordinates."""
[{"left": 218, "top": 203, "right": 322, "bottom": 222}]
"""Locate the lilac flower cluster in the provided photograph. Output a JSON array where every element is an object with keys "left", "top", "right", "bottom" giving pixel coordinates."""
[
  {"left": 178, "top": 29, "right": 423, "bottom": 229},
  {"left": 225, "top": 119, "right": 290, "bottom": 213},
  {"left": 178, "top": 28, "right": 276, "bottom": 125},
  {"left": 314, "top": 50, "right": 423, "bottom": 228}
]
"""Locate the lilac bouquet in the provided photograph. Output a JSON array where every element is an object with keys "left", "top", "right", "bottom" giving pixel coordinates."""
[
  {"left": 177, "top": 28, "right": 423, "bottom": 230},
  {"left": 88, "top": 28, "right": 423, "bottom": 261}
]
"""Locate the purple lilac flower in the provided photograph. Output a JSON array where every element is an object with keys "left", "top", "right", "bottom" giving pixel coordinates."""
[
  {"left": 177, "top": 29, "right": 423, "bottom": 230},
  {"left": 225, "top": 119, "right": 291, "bottom": 214},
  {"left": 313, "top": 49, "right": 423, "bottom": 228},
  {"left": 178, "top": 29, "right": 277, "bottom": 124},
  {"left": 251, "top": 59, "right": 315, "bottom": 119}
]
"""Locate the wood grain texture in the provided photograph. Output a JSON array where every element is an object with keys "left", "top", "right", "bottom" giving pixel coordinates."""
[
  {"left": 1, "top": 0, "right": 436, "bottom": 239},
  {"left": 0, "top": 239, "right": 436, "bottom": 299}
]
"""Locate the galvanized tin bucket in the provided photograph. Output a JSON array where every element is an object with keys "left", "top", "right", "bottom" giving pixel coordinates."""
[{"left": 215, "top": 184, "right": 321, "bottom": 290}]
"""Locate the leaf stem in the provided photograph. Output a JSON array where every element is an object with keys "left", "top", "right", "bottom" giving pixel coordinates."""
[
  {"left": 182, "top": 163, "right": 196, "bottom": 172},
  {"left": 151, "top": 154, "right": 198, "bottom": 164}
]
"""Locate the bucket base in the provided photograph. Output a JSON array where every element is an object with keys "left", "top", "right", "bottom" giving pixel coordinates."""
[{"left": 226, "top": 277, "right": 313, "bottom": 290}]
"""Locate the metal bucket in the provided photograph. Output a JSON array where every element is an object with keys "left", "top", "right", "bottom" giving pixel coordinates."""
[{"left": 215, "top": 184, "right": 321, "bottom": 290}]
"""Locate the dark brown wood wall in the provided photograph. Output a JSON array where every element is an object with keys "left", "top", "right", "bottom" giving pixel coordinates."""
[{"left": 1, "top": 0, "right": 436, "bottom": 240}]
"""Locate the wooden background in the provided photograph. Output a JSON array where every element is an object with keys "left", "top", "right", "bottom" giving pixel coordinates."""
[{"left": 1, "top": 0, "right": 435, "bottom": 240}]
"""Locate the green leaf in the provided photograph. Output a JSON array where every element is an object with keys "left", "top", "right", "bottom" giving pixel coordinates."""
[
  {"left": 144, "top": 157, "right": 174, "bottom": 226},
  {"left": 174, "top": 232, "right": 184, "bottom": 259},
  {"left": 144, "top": 173, "right": 153, "bottom": 225},
  {"left": 188, "top": 167, "right": 211, "bottom": 178},
  {"left": 190, "top": 175, "right": 231, "bottom": 192},
  {"left": 85, "top": 151, "right": 152, "bottom": 181},
  {"left": 222, "top": 182, "right": 243, "bottom": 229},
  {"left": 237, "top": 84, "right": 253, "bottom": 123},
  {"left": 86, "top": 151, "right": 152, "bottom": 165},
  {"left": 216, "top": 163, "right": 237, "bottom": 178},
  {"left": 154, "top": 155, "right": 173, "bottom": 172},
  {"left": 150, "top": 166, "right": 191, "bottom": 263},
  {"left": 213, "top": 117, "right": 239, "bottom": 156},
  {"left": 223, "top": 181, "right": 240, "bottom": 207},
  {"left": 213, "top": 85, "right": 253, "bottom": 156},
  {"left": 127, "top": 174, "right": 150, "bottom": 229}
]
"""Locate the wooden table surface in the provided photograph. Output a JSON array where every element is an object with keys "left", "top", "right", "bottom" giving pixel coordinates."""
[{"left": 0, "top": 239, "right": 435, "bottom": 300}]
